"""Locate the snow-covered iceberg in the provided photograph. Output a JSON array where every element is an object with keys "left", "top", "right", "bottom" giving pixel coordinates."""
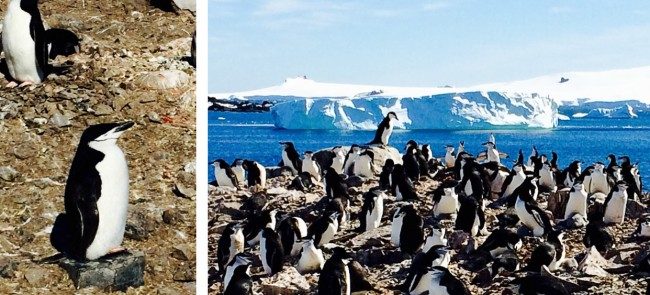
[
  {"left": 583, "top": 105, "right": 638, "bottom": 119},
  {"left": 271, "top": 91, "right": 558, "bottom": 130}
]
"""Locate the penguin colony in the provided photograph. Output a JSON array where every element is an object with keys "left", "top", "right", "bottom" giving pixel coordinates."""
[{"left": 213, "top": 115, "right": 649, "bottom": 294}]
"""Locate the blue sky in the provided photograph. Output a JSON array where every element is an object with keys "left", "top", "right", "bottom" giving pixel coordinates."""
[{"left": 209, "top": 0, "right": 650, "bottom": 93}]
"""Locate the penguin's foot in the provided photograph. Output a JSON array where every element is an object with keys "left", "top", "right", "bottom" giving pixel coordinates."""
[
  {"left": 107, "top": 246, "right": 127, "bottom": 255},
  {"left": 18, "top": 81, "right": 34, "bottom": 88},
  {"left": 5, "top": 81, "right": 18, "bottom": 88}
]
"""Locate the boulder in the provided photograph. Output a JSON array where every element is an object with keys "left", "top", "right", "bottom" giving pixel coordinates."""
[
  {"left": 59, "top": 251, "right": 145, "bottom": 291},
  {"left": 259, "top": 266, "right": 310, "bottom": 295}
]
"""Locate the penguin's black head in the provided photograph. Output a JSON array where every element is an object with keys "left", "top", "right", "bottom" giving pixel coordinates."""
[
  {"left": 45, "top": 28, "right": 81, "bottom": 59},
  {"left": 304, "top": 151, "right": 314, "bottom": 158},
  {"left": 361, "top": 150, "right": 375, "bottom": 161},
  {"left": 618, "top": 156, "right": 630, "bottom": 163},
  {"left": 241, "top": 159, "right": 254, "bottom": 169},
  {"left": 213, "top": 159, "right": 229, "bottom": 169},
  {"left": 616, "top": 180, "right": 629, "bottom": 190},
  {"left": 330, "top": 247, "right": 350, "bottom": 260},
  {"left": 607, "top": 154, "right": 617, "bottom": 161},
  {"left": 386, "top": 112, "right": 398, "bottom": 121},
  {"left": 405, "top": 140, "right": 418, "bottom": 149},
  {"left": 383, "top": 159, "right": 394, "bottom": 168},
  {"left": 80, "top": 121, "right": 134, "bottom": 145}
]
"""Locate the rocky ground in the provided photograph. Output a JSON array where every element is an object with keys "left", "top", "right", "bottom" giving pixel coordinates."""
[
  {"left": 208, "top": 162, "right": 650, "bottom": 295},
  {"left": 0, "top": 0, "right": 195, "bottom": 293}
]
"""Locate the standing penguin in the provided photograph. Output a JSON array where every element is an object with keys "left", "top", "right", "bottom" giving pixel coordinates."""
[
  {"left": 277, "top": 216, "right": 308, "bottom": 256},
  {"left": 296, "top": 238, "right": 325, "bottom": 274},
  {"left": 391, "top": 164, "right": 418, "bottom": 201},
  {"left": 403, "top": 144, "right": 421, "bottom": 182},
  {"left": 444, "top": 145, "right": 456, "bottom": 169},
  {"left": 51, "top": 122, "right": 135, "bottom": 260},
  {"left": 603, "top": 181, "right": 629, "bottom": 224},
  {"left": 583, "top": 162, "right": 609, "bottom": 194},
  {"left": 564, "top": 182, "right": 588, "bottom": 220},
  {"left": 213, "top": 159, "right": 239, "bottom": 188},
  {"left": 368, "top": 111, "right": 398, "bottom": 146},
  {"left": 217, "top": 222, "right": 245, "bottom": 272},
  {"left": 538, "top": 161, "right": 557, "bottom": 192},
  {"left": 560, "top": 160, "right": 582, "bottom": 188},
  {"left": 359, "top": 189, "right": 384, "bottom": 232},
  {"left": 423, "top": 227, "right": 447, "bottom": 251},
  {"left": 353, "top": 150, "right": 375, "bottom": 178},
  {"left": 241, "top": 160, "right": 266, "bottom": 189},
  {"left": 428, "top": 266, "right": 471, "bottom": 295},
  {"left": 619, "top": 156, "right": 643, "bottom": 200},
  {"left": 514, "top": 178, "right": 552, "bottom": 237},
  {"left": 223, "top": 254, "right": 253, "bottom": 295},
  {"left": 378, "top": 159, "right": 394, "bottom": 190},
  {"left": 482, "top": 141, "right": 501, "bottom": 164},
  {"left": 2, "top": 0, "right": 48, "bottom": 86},
  {"left": 230, "top": 159, "right": 246, "bottom": 185},
  {"left": 318, "top": 247, "right": 352, "bottom": 295},
  {"left": 343, "top": 145, "right": 361, "bottom": 175},
  {"left": 455, "top": 195, "right": 485, "bottom": 236},
  {"left": 500, "top": 164, "right": 526, "bottom": 201},
  {"left": 391, "top": 203, "right": 424, "bottom": 254},
  {"left": 259, "top": 228, "right": 284, "bottom": 275},
  {"left": 323, "top": 167, "right": 349, "bottom": 200},
  {"left": 431, "top": 184, "right": 459, "bottom": 218},
  {"left": 401, "top": 245, "right": 451, "bottom": 295},
  {"left": 280, "top": 141, "right": 301, "bottom": 174},
  {"left": 302, "top": 151, "right": 321, "bottom": 181},
  {"left": 308, "top": 212, "right": 339, "bottom": 247},
  {"left": 244, "top": 209, "right": 277, "bottom": 246},
  {"left": 330, "top": 146, "right": 346, "bottom": 174}
]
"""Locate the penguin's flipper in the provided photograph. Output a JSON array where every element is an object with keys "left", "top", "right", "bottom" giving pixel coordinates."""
[
  {"left": 526, "top": 203, "right": 552, "bottom": 231},
  {"left": 28, "top": 11, "right": 48, "bottom": 73},
  {"left": 50, "top": 213, "right": 74, "bottom": 256}
]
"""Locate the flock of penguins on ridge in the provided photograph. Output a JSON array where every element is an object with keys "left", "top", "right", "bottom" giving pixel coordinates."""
[{"left": 213, "top": 112, "right": 647, "bottom": 294}]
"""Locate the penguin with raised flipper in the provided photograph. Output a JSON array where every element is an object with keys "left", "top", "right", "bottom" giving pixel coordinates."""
[
  {"left": 50, "top": 122, "right": 134, "bottom": 260},
  {"left": 368, "top": 112, "right": 398, "bottom": 146}
]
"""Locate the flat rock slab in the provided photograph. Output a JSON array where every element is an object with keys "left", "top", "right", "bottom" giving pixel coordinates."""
[{"left": 59, "top": 251, "right": 145, "bottom": 291}]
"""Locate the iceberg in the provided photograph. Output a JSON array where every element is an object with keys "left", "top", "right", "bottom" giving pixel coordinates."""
[
  {"left": 271, "top": 91, "right": 558, "bottom": 130},
  {"left": 583, "top": 105, "right": 638, "bottom": 119}
]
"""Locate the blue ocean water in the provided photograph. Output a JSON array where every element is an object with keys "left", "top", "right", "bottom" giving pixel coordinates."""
[{"left": 208, "top": 111, "right": 650, "bottom": 187}]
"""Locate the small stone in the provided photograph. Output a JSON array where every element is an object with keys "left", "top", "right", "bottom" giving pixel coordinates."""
[
  {"left": 59, "top": 251, "right": 145, "bottom": 291},
  {"left": 0, "top": 166, "right": 19, "bottom": 182},
  {"left": 171, "top": 244, "right": 195, "bottom": 261},
  {"left": 125, "top": 211, "right": 156, "bottom": 241},
  {"left": 13, "top": 143, "right": 38, "bottom": 160},
  {"left": 163, "top": 208, "right": 183, "bottom": 225},
  {"left": 579, "top": 246, "right": 609, "bottom": 277},
  {"left": 267, "top": 187, "right": 288, "bottom": 195},
  {"left": 93, "top": 104, "right": 114, "bottom": 116},
  {"left": 136, "top": 70, "right": 190, "bottom": 90},
  {"left": 173, "top": 264, "right": 194, "bottom": 282},
  {"left": 173, "top": 183, "right": 195, "bottom": 199},
  {"left": 24, "top": 266, "right": 48, "bottom": 286},
  {"left": 0, "top": 256, "right": 17, "bottom": 278},
  {"left": 50, "top": 112, "right": 72, "bottom": 127},
  {"left": 260, "top": 266, "right": 310, "bottom": 295},
  {"left": 148, "top": 112, "right": 162, "bottom": 123}
]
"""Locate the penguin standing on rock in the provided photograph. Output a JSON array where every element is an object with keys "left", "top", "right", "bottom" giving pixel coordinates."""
[
  {"left": 353, "top": 150, "right": 375, "bottom": 178},
  {"left": 230, "top": 159, "right": 245, "bottom": 185},
  {"left": 302, "top": 151, "right": 321, "bottom": 181},
  {"left": 277, "top": 216, "right": 307, "bottom": 256},
  {"left": 343, "top": 145, "right": 361, "bottom": 175},
  {"left": 296, "top": 238, "right": 325, "bottom": 274},
  {"left": 280, "top": 142, "right": 301, "bottom": 174},
  {"left": 51, "top": 122, "right": 134, "bottom": 261},
  {"left": 603, "top": 180, "right": 629, "bottom": 224},
  {"left": 241, "top": 160, "right": 266, "bottom": 188},
  {"left": 359, "top": 189, "right": 384, "bottom": 232},
  {"left": 2, "top": 0, "right": 48, "bottom": 86},
  {"left": 368, "top": 112, "right": 398, "bottom": 146},
  {"left": 514, "top": 178, "right": 552, "bottom": 237},
  {"left": 318, "top": 247, "right": 352, "bottom": 295},
  {"left": 564, "top": 181, "right": 588, "bottom": 220},
  {"left": 213, "top": 159, "right": 239, "bottom": 188},
  {"left": 217, "top": 222, "right": 245, "bottom": 272},
  {"left": 391, "top": 203, "right": 424, "bottom": 254},
  {"left": 259, "top": 228, "right": 284, "bottom": 275}
]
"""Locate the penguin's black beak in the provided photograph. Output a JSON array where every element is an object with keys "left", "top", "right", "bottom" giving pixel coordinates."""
[{"left": 116, "top": 121, "right": 135, "bottom": 132}]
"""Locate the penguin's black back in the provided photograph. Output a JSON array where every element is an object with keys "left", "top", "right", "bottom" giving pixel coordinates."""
[
  {"left": 262, "top": 228, "right": 284, "bottom": 275},
  {"left": 307, "top": 214, "right": 333, "bottom": 246},
  {"left": 400, "top": 208, "right": 424, "bottom": 254},
  {"left": 224, "top": 265, "right": 252, "bottom": 295},
  {"left": 369, "top": 116, "right": 391, "bottom": 145},
  {"left": 523, "top": 244, "right": 554, "bottom": 272},
  {"left": 277, "top": 217, "right": 297, "bottom": 256},
  {"left": 436, "top": 267, "right": 471, "bottom": 295},
  {"left": 455, "top": 195, "right": 479, "bottom": 234},
  {"left": 402, "top": 147, "right": 421, "bottom": 181},
  {"left": 318, "top": 254, "right": 349, "bottom": 295},
  {"left": 378, "top": 159, "right": 394, "bottom": 190},
  {"left": 20, "top": 0, "right": 48, "bottom": 75},
  {"left": 243, "top": 160, "right": 261, "bottom": 186},
  {"left": 216, "top": 223, "right": 236, "bottom": 270},
  {"left": 513, "top": 274, "right": 570, "bottom": 295}
]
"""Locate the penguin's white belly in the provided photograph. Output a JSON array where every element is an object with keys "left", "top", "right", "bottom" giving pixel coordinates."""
[
  {"left": 85, "top": 147, "right": 129, "bottom": 260},
  {"left": 463, "top": 181, "right": 473, "bottom": 196},
  {"left": 297, "top": 247, "right": 324, "bottom": 273},
  {"left": 396, "top": 185, "right": 403, "bottom": 201},
  {"left": 604, "top": 194, "right": 627, "bottom": 224},
  {"left": 224, "top": 264, "right": 236, "bottom": 291},
  {"left": 429, "top": 275, "right": 450, "bottom": 295},
  {"left": 228, "top": 232, "right": 245, "bottom": 263},
  {"left": 319, "top": 222, "right": 337, "bottom": 246},
  {"left": 232, "top": 166, "right": 245, "bottom": 185},
  {"left": 487, "top": 149, "right": 500, "bottom": 163},
  {"left": 343, "top": 263, "right": 351, "bottom": 295},
  {"left": 260, "top": 236, "right": 272, "bottom": 274},
  {"left": 423, "top": 236, "right": 446, "bottom": 252},
  {"left": 564, "top": 191, "right": 587, "bottom": 219},
  {"left": 432, "top": 252, "right": 451, "bottom": 268},
  {"left": 434, "top": 196, "right": 458, "bottom": 216},
  {"left": 589, "top": 173, "right": 609, "bottom": 194},
  {"left": 391, "top": 215, "right": 404, "bottom": 246},
  {"left": 380, "top": 125, "right": 393, "bottom": 145},
  {"left": 2, "top": 5, "right": 43, "bottom": 83},
  {"left": 410, "top": 271, "right": 431, "bottom": 295},
  {"left": 366, "top": 198, "right": 383, "bottom": 231},
  {"left": 302, "top": 159, "right": 321, "bottom": 181},
  {"left": 331, "top": 156, "right": 345, "bottom": 174},
  {"left": 216, "top": 169, "right": 235, "bottom": 187},
  {"left": 282, "top": 151, "right": 296, "bottom": 172},
  {"left": 539, "top": 170, "right": 555, "bottom": 189},
  {"left": 515, "top": 199, "right": 544, "bottom": 237},
  {"left": 640, "top": 223, "right": 650, "bottom": 237},
  {"left": 445, "top": 154, "right": 454, "bottom": 168},
  {"left": 504, "top": 174, "right": 525, "bottom": 197},
  {"left": 353, "top": 157, "right": 373, "bottom": 178},
  {"left": 471, "top": 213, "right": 480, "bottom": 236}
]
